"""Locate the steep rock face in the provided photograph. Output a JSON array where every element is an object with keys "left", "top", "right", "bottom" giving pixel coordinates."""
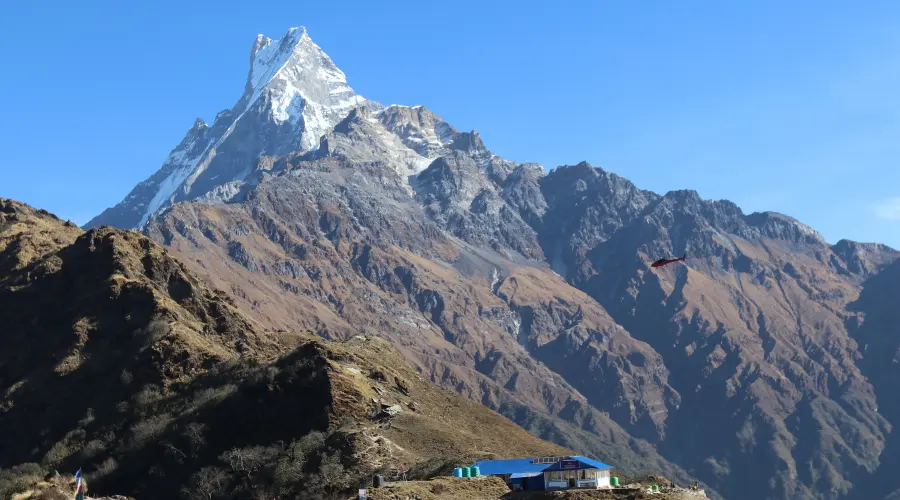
[
  {"left": 413, "top": 136, "right": 545, "bottom": 260},
  {"left": 306, "top": 107, "right": 436, "bottom": 183},
  {"left": 377, "top": 105, "right": 459, "bottom": 158},
  {"left": 831, "top": 239, "right": 898, "bottom": 278},
  {"left": 499, "top": 162, "right": 549, "bottom": 228},
  {"left": 536, "top": 162, "right": 658, "bottom": 278},
  {"left": 529, "top": 164, "right": 899, "bottom": 500}
]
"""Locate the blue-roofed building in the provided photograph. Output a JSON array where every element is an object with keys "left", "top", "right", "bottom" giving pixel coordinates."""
[
  {"left": 470, "top": 457, "right": 551, "bottom": 491},
  {"left": 542, "top": 456, "right": 613, "bottom": 490},
  {"left": 471, "top": 455, "right": 614, "bottom": 491}
]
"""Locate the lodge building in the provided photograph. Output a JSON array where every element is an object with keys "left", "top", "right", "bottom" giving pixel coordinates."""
[{"left": 471, "top": 455, "right": 614, "bottom": 491}]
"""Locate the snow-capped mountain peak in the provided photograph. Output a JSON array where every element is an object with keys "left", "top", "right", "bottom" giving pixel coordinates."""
[
  {"left": 240, "top": 26, "right": 366, "bottom": 146},
  {"left": 247, "top": 27, "right": 312, "bottom": 93},
  {"left": 86, "top": 27, "right": 503, "bottom": 232},
  {"left": 86, "top": 27, "right": 372, "bottom": 230}
]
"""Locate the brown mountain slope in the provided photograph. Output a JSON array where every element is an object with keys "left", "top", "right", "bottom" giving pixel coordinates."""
[
  {"left": 141, "top": 165, "right": 713, "bottom": 494},
  {"left": 537, "top": 170, "right": 900, "bottom": 500},
  {"left": 0, "top": 198, "right": 669, "bottom": 500},
  {"left": 146, "top": 159, "right": 900, "bottom": 500}
]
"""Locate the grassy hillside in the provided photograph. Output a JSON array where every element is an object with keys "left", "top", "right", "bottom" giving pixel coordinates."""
[{"left": 0, "top": 198, "right": 571, "bottom": 499}]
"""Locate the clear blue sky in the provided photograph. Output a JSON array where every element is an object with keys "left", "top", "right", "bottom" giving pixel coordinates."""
[{"left": 2, "top": 1, "right": 899, "bottom": 247}]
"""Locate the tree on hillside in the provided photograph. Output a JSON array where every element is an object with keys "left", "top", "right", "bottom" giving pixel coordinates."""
[{"left": 182, "top": 467, "right": 229, "bottom": 500}]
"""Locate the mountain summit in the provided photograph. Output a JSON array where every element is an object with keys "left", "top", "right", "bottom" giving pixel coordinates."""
[
  {"left": 86, "top": 27, "right": 482, "bottom": 231},
  {"left": 86, "top": 27, "right": 372, "bottom": 229},
  {"left": 240, "top": 26, "right": 368, "bottom": 151}
]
